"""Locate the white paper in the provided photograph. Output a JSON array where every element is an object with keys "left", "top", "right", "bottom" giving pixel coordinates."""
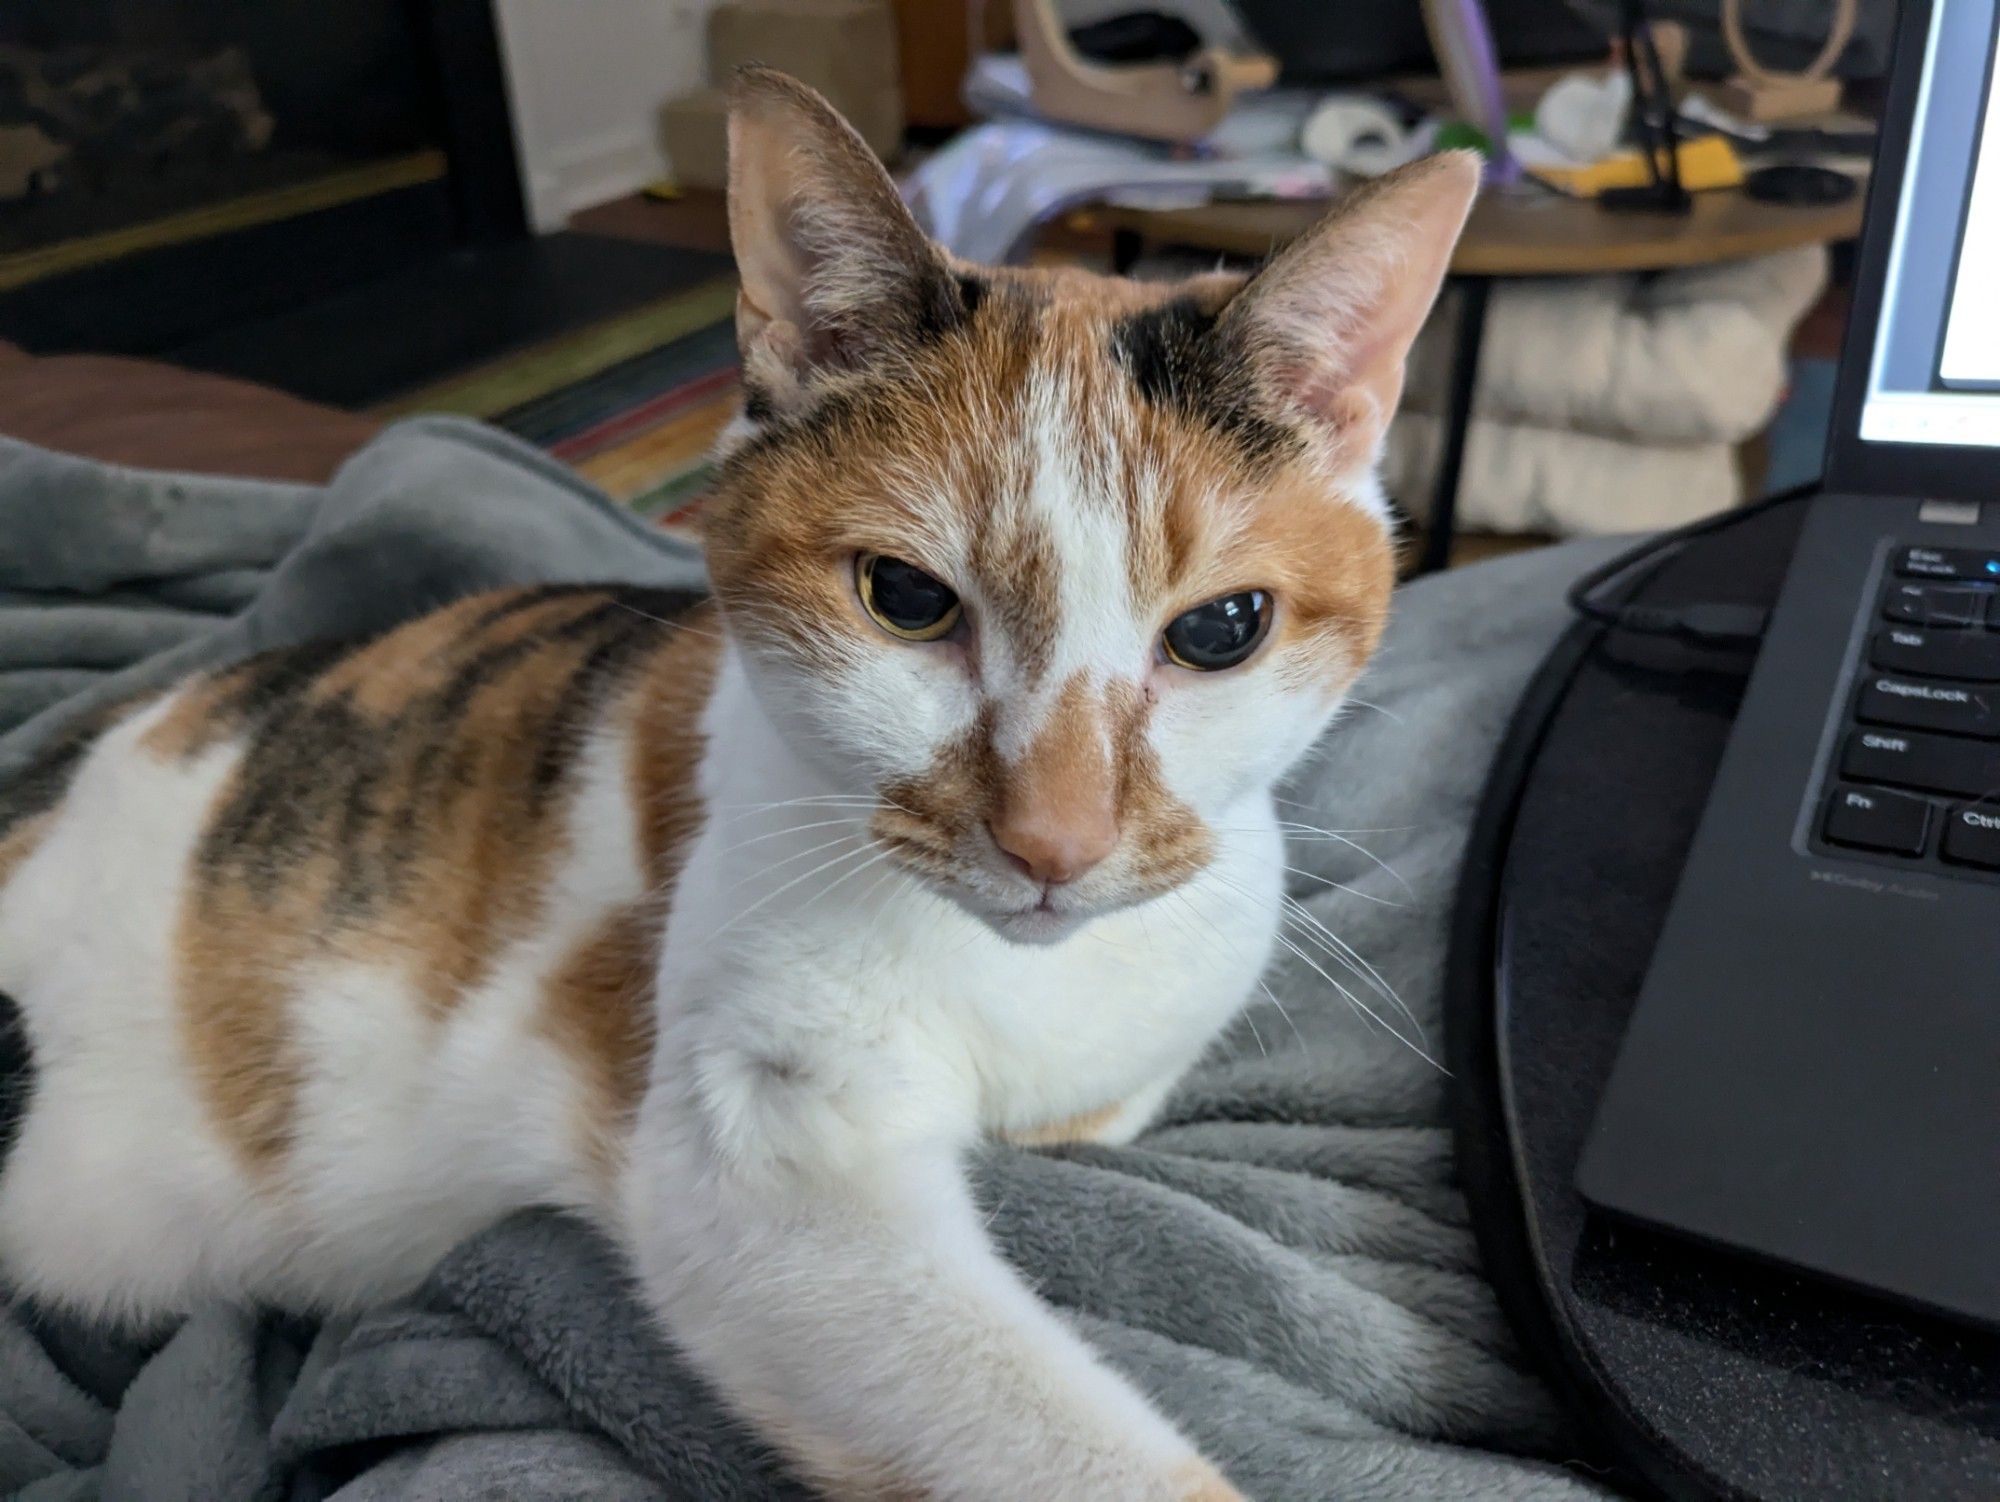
[{"left": 1940, "top": 54, "right": 2000, "bottom": 387}]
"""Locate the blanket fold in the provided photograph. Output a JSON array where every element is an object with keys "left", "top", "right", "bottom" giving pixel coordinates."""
[{"left": 0, "top": 419, "right": 1618, "bottom": 1500}]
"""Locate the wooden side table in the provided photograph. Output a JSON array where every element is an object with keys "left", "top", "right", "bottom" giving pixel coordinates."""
[{"left": 1085, "top": 185, "right": 1866, "bottom": 571}]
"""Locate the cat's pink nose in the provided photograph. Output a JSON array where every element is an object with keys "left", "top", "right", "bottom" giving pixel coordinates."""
[{"left": 987, "top": 808, "right": 1118, "bottom": 886}]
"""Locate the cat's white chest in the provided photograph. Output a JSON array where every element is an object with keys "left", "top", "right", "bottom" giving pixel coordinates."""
[
  {"left": 945, "top": 855, "right": 1278, "bottom": 1137},
  {"left": 648, "top": 649, "right": 1285, "bottom": 1161},
  {"left": 658, "top": 811, "right": 1281, "bottom": 1151}
]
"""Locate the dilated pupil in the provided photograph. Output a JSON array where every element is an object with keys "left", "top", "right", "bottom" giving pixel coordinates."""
[
  {"left": 1167, "top": 591, "right": 1267, "bottom": 668},
  {"left": 872, "top": 558, "right": 955, "bottom": 628}
]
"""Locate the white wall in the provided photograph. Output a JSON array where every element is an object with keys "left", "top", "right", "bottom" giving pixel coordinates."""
[{"left": 495, "top": 0, "right": 715, "bottom": 233}]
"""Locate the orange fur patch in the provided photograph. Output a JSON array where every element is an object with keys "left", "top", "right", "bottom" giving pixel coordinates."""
[
  {"left": 706, "top": 257, "right": 1390, "bottom": 892},
  {"left": 543, "top": 902, "right": 663, "bottom": 1184},
  {"left": 140, "top": 675, "right": 241, "bottom": 759},
  {"left": 171, "top": 588, "right": 714, "bottom": 1174},
  {"left": 0, "top": 810, "right": 51, "bottom": 893},
  {"left": 546, "top": 613, "right": 721, "bottom": 1182},
  {"left": 1171, "top": 1459, "right": 1248, "bottom": 1502},
  {"left": 996, "top": 672, "right": 1116, "bottom": 846},
  {"left": 1002, "top": 1100, "right": 1125, "bottom": 1147}
]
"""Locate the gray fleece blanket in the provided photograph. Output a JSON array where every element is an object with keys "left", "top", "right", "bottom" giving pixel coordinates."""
[{"left": 0, "top": 418, "right": 1619, "bottom": 1501}]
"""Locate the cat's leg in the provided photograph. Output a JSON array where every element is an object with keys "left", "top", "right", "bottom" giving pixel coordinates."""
[
  {"left": 619, "top": 1093, "right": 1239, "bottom": 1502},
  {"left": 1085, "top": 1071, "right": 1192, "bottom": 1146},
  {"left": 1004, "top": 1073, "right": 1185, "bottom": 1150}
]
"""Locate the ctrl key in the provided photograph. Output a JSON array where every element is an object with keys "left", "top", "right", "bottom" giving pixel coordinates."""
[
  {"left": 1941, "top": 804, "right": 2000, "bottom": 869},
  {"left": 1822, "top": 785, "right": 1932, "bottom": 855}
]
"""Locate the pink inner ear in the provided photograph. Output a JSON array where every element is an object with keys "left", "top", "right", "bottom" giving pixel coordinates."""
[
  {"left": 1277, "top": 356, "right": 1346, "bottom": 421},
  {"left": 1272, "top": 353, "right": 1375, "bottom": 428}
]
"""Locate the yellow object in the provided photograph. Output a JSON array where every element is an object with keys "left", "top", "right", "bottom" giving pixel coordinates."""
[
  {"left": 1532, "top": 134, "right": 1745, "bottom": 197},
  {"left": 641, "top": 179, "right": 683, "bottom": 202}
]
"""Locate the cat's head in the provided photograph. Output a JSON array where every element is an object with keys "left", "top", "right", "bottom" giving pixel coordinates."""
[{"left": 701, "top": 68, "right": 1476, "bottom": 945}]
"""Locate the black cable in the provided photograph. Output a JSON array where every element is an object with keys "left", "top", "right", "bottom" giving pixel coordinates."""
[{"left": 1564, "top": 482, "right": 1821, "bottom": 646}]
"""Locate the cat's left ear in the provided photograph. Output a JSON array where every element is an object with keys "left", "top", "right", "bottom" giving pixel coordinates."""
[
  {"left": 727, "top": 66, "right": 961, "bottom": 415},
  {"left": 1220, "top": 152, "right": 1481, "bottom": 455}
]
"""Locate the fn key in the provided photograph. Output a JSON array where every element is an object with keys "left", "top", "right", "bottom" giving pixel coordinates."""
[{"left": 1823, "top": 785, "right": 1932, "bottom": 855}]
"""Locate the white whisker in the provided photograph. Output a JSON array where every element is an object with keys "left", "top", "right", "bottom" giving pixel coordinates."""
[
  {"left": 1340, "top": 696, "right": 1404, "bottom": 725},
  {"left": 721, "top": 830, "right": 870, "bottom": 896},
  {"left": 1276, "top": 895, "right": 1425, "bottom": 1042},
  {"left": 1200, "top": 870, "right": 1441, "bottom": 1072},
  {"left": 1265, "top": 927, "right": 1439, "bottom": 1070},
  {"left": 1280, "top": 863, "right": 1403, "bottom": 907},
  {"left": 710, "top": 841, "right": 888, "bottom": 944},
  {"left": 795, "top": 844, "right": 896, "bottom": 920},
  {"left": 1276, "top": 830, "right": 1416, "bottom": 899},
  {"left": 712, "top": 815, "right": 868, "bottom": 859},
  {"left": 1162, "top": 889, "right": 1289, "bottom": 1061}
]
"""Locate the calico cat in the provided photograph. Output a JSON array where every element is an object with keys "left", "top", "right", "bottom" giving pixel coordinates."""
[{"left": 0, "top": 70, "right": 1475, "bottom": 1502}]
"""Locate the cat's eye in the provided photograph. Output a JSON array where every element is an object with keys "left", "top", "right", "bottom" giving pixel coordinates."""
[
  {"left": 1162, "top": 590, "right": 1271, "bottom": 672},
  {"left": 857, "top": 554, "right": 962, "bottom": 642}
]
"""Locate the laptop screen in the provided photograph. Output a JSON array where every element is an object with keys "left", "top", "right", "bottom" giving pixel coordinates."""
[{"left": 1860, "top": 0, "right": 2000, "bottom": 447}]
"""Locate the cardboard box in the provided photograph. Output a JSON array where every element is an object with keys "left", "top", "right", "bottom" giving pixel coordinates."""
[
  {"left": 707, "top": 0, "right": 903, "bottom": 161},
  {"left": 660, "top": 87, "right": 729, "bottom": 191}
]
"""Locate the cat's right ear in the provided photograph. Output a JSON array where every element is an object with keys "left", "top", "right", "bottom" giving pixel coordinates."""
[
  {"left": 1218, "top": 151, "right": 1480, "bottom": 464},
  {"left": 727, "top": 66, "right": 956, "bottom": 417}
]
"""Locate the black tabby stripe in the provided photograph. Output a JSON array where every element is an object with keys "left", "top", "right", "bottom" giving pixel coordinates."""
[
  {"left": 196, "top": 585, "right": 701, "bottom": 919},
  {"left": 0, "top": 701, "right": 132, "bottom": 843},
  {"left": 0, "top": 989, "right": 31, "bottom": 1173},
  {"left": 1110, "top": 297, "right": 1298, "bottom": 468}
]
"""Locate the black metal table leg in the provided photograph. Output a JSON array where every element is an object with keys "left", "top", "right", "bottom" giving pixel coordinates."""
[
  {"left": 1111, "top": 227, "right": 1144, "bottom": 275},
  {"left": 1417, "top": 275, "right": 1491, "bottom": 576}
]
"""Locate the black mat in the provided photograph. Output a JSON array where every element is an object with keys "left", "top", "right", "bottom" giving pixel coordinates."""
[
  {"left": 168, "top": 234, "right": 732, "bottom": 408},
  {"left": 1447, "top": 496, "right": 2000, "bottom": 1501},
  {"left": 1, "top": 215, "right": 729, "bottom": 411}
]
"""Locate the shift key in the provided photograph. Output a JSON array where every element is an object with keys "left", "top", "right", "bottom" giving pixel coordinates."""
[{"left": 1842, "top": 728, "right": 2000, "bottom": 798}]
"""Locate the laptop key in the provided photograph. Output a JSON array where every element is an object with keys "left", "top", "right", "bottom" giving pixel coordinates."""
[
  {"left": 1857, "top": 675, "right": 2000, "bottom": 737},
  {"left": 1841, "top": 728, "right": 2000, "bottom": 798},
  {"left": 1870, "top": 626, "right": 2000, "bottom": 681},
  {"left": 1897, "top": 545, "right": 2000, "bottom": 581},
  {"left": 1942, "top": 805, "right": 2000, "bottom": 868},
  {"left": 1881, "top": 583, "right": 1986, "bottom": 626},
  {"left": 1823, "top": 786, "right": 1932, "bottom": 855}
]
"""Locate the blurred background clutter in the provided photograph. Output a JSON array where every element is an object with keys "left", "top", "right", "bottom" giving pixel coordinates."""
[{"left": 0, "top": 0, "right": 1892, "bottom": 569}]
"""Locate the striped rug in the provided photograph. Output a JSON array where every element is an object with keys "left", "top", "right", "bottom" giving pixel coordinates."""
[{"left": 377, "top": 276, "right": 742, "bottom": 542}]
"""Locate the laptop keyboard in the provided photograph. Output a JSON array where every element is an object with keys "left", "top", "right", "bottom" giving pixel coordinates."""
[{"left": 1822, "top": 546, "right": 2000, "bottom": 872}]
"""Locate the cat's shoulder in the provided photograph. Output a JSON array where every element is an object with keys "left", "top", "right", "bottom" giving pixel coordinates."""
[
  {"left": 0, "top": 583, "right": 717, "bottom": 888},
  {"left": 137, "top": 583, "right": 707, "bottom": 760}
]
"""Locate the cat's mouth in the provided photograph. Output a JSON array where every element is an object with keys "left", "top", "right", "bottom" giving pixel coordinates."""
[
  {"left": 872, "top": 823, "right": 1130, "bottom": 944},
  {"left": 990, "top": 889, "right": 1086, "bottom": 946}
]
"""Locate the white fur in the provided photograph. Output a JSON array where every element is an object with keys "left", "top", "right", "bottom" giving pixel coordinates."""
[
  {"left": 0, "top": 86, "right": 1477, "bottom": 1495},
  {"left": 0, "top": 478, "right": 1360, "bottom": 1502},
  {"left": 0, "top": 420, "right": 1372, "bottom": 1502},
  {"left": 617, "top": 636, "right": 1285, "bottom": 1499}
]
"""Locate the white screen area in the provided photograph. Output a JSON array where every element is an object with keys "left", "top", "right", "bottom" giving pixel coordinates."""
[
  {"left": 1860, "top": 6, "right": 2000, "bottom": 449},
  {"left": 1940, "top": 61, "right": 2000, "bottom": 386}
]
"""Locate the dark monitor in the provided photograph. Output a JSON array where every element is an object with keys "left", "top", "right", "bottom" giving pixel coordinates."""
[{"left": 1230, "top": 0, "right": 1606, "bottom": 86}]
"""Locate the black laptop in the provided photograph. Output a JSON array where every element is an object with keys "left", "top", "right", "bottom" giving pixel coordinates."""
[{"left": 1577, "top": 0, "right": 2000, "bottom": 1329}]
